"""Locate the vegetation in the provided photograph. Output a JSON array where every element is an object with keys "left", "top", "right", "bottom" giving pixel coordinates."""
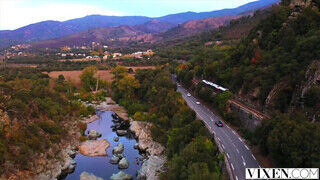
[
  {"left": 0, "top": 68, "right": 94, "bottom": 174},
  {"left": 111, "top": 65, "right": 225, "bottom": 179}
]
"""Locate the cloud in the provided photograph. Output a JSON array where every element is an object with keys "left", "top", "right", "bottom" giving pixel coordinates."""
[{"left": 0, "top": 1, "right": 123, "bottom": 30}]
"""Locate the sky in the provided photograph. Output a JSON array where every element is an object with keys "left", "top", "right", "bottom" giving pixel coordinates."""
[{"left": 0, "top": 0, "right": 258, "bottom": 30}]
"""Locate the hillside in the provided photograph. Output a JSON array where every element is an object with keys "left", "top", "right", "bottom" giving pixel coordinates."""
[{"left": 172, "top": 0, "right": 320, "bottom": 168}]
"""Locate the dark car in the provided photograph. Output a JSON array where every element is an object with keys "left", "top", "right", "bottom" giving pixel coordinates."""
[{"left": 215, "top": 120, "right": 223, "bottom": 127}]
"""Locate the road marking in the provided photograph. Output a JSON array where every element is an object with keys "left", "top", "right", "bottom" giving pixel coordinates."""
[
  {"left": 222, "top": 144, "right": 225, "bottom": 149},
  {"left": 236, "top": 176, "right": 238, "bottom": 180},
  {"left": 231, "top": 163, "right": 234, "bottom": 170},
  {"left": 226, "top": 153, "right": 230, "bottom": 159},
  {"left": 232, "top": 130, "right": 236, "bottom": 135},
  {"left": 217, "top": 137, "right": 221, "bottom": 141},
  {"left": 244, "top": 145, "right": 250, "bottom": 150},
  {"left": 232, "top": 143, "right": 235, "bottom": 147},
  {"left": 236, "top": 148, "right": 239, "bottom": 153},
  {"left": 241, "top": 156, "right": 246, "bottom": 166},
  {"left": 252, "top": 154, "right": 256, "bottom": 160},
  {"left": 238, "top": 137, "right": 243, "bottom": 142}
]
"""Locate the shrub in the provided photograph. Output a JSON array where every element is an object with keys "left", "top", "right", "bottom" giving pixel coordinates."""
[{"left": 39, "top": 121, "right": 63, "bottom": 135}]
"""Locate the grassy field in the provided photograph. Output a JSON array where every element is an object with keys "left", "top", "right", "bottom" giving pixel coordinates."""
[{"left": 47, "top": 66, "right": 155, "bottom": 86}]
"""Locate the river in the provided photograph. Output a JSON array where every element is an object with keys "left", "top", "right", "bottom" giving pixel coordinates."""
[{"left": 65, "top": 111, "right": 143, "bottom": 179}]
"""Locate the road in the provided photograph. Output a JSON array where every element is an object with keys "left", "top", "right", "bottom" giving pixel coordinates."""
[{"left": 176, "top": 84, "right": 261, "bottom": 180}]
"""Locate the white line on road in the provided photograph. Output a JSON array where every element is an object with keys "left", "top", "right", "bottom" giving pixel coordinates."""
[
  {"left": 238, "top": 137, "right": 243, "bottom": 142},
  {"left": 244, "top": 145, "right": 250, "bottom": 150},
  {"left": 252, "top": 154, "right": 256, "bottom": 160},
  {"left": 232, "top": 143, "right": 235, "bottom": 147},
  {"left": 236, "top": 148, "right": 239, "bottom": 153},
  {"left": 222, "top": 144, "right": 225, "bottom": 149},
  {"left": 236, "top": 176, "right": 238, "bottom": 180},
  {"left": 232, "top": 130, "right": 236, "bottom": 135},
  {"left": 241, "top": 156, "right": 246, "bottom": 166},
  {"left": 231, "top": 163, "right": 234, "bottom": 170},
  {"left": 217, "top": 137, "right": 221, "bottom": 141},
  {"left": 226, "top": 153, "right": 230, "bottom": 159}
]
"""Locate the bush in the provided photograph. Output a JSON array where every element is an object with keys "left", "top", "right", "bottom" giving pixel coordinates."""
[
  {"left": 39, "top": 121, "right": 63, "bottom": 135},
  {"left": 78, "top": 122, "right": 87, "bottom": 135}
]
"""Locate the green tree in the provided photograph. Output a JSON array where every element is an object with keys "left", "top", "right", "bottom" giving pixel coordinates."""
[{"left": 80, "top": 66, "right": 98, "bottom": 91}]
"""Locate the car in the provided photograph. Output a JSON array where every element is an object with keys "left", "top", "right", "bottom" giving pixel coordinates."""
[
  {"left": 215, "top": 120, "right": 223, "bottom": 127},
  {"left": 177, "top": 83, "right": 181, "bottom": 87},
  {"left": 196, "top": 101, "right": 200, "bottom": 105},
  {"left": 187, "top": 93, "right": 191, "bottom": 97}
]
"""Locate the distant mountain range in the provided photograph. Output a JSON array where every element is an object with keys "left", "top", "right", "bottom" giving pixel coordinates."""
[{"left": 0, "top": 0, "right": 279, "bottom": 48}]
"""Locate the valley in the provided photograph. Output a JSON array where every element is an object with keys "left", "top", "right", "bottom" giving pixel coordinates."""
[{"left": 1, "top": 0, "right": 320, "bottom": 180}]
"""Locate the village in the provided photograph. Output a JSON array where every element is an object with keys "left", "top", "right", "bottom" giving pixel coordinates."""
[{"left": 1, "top": 41, "right": 154, "bottom": 62}]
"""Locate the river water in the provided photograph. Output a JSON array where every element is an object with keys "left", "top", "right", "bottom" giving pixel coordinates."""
[{"left": 65, "top": 111, "right": 143, "bottom": 180}]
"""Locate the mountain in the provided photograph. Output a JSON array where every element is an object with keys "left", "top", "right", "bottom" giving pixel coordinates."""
[
  {"left": 31, "top": 25, "right": 147, "bottom": 48},
  {"left": 0, "top": 15, "right": 152, "bottom": 48},
  {"left": 0, "top": 0, "right": 280, "bottom": 48},
  {"left": 158, "top": 15, "right": 244, "bottom": 40},
  {"left": 155, "top": 0, "right": 280, "bottom": 24},
  {"left": 134, "top": 20, "right": 176, "bottom": 33},
  {"left": 31, "top": 14, "right": 248, "bottom": 49}
]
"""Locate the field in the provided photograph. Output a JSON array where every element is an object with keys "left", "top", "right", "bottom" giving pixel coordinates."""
[{"left": 47, "top": 66, "right": 155, "bottom": 86}]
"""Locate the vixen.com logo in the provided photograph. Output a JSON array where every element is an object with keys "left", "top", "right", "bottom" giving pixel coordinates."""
[{"left": 246, "top": 168, "right": 319, "bottom": 179}]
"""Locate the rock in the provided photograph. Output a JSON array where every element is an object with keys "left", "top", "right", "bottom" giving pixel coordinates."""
[
  {"left": 79, "top": 139, "right": 110, "bottom": 157},
  {"left": 61, "top": 157, "right": 76, "bottom": 174},
  {"left": 83, "top": 115, "right": 99, "bottom": 124},
  {"left": 66, "top": 149, "right": 77, "bottom": 158},
  {"left": 110, "top": 155, "right": 120, "bottom": 164},
  {"left": 134, "top": 143, "right": 139, "bottom": 149},
  {"left": 110, "top": 171, "right": 132, "bottom": 180},
  {"left": 88, "top": 130, "right": 102, "bottom": 140},
  {"left": 115, "top": 153, "right": 125, "bottom": 159},
  {"left": 116, "top": 130, "right": 127, "bottom": 136},
  {"left": 130, "top": 121, "right": 165, "bottom": 156},
  {"left": 80, "top": 171, "right": 103, "bottom": 180},
  {"left": 114, "top": 136, "right": 119, "bottom": 142},
  {"left": 118, "top": 158, "right": 129, "bottom": 169},
  {"left": 137, "top": 155, "right": 166, "bottom": 180},
  {"left": 113, "top": 143, "right": 124, "bottom": 154}
]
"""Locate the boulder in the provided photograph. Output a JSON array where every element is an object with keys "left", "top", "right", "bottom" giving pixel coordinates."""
[
  {"left": 115, "top": 153, "right": 124, "bottom": 159},
  {"left": 79, "top": 139, "right": 110, "bottom": 157},
  {"left": 113, "top": 143, "right": 124, "bottom": 154},
  {"left": 137, "top": 155, "right": 166, "bottom": 180},
  {"left": 110, "top": 155, "right": 120, "bottom": 164},
  {"left": 113, "top": 136, "right": 120, "bottom": 142},
  {"left": 61, "top": 157, "right": 76, "bottom": 174},
  {"left": 116, "top": 130, "right": 127, "bottom": 136},
  {"left": 80, "top": 171, "right": 103, "bottom": 180},
  {"left": 134, "top": 143, "right": 139, "bottom": 149},
  {"left": 88, "top": 130, "right": 102, "bottom": 140},
  {"left": 130, "top": 121, "right": 165, "bottom": 156},
  {"left": 118, "top": 158, "right": 129, "bottom": 169},
  {"left": 110, "top": 171, "right": 132, "bottom": 180}
]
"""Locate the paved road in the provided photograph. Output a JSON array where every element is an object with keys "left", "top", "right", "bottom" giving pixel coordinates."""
[{"left": 176, "top": 84, "right": 261, "bottom": 180}]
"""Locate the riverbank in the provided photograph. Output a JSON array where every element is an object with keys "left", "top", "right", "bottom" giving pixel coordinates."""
[{"left": 88, "top": 97, "right": 166, "bottom": 179}]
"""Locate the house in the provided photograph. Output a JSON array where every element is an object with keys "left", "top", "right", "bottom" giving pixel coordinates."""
[
  {"left": 146, "top": 49, "right": 153, "bottom": 53},
  {"left": 103, "top": 55, "right": 109, "bottom": 60},
  {"left": 61, "top": 53, "right": 67, "bottom": 57},
  {"left": 86, "top": 56, "right": 93, "bottom": 59},
  {"left": 113, "top": 53, "right": 122, "bottom": 58}
]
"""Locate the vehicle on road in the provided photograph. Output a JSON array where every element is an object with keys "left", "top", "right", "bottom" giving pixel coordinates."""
[
  {"left": 215, "top": 120, "right": 223, "bottom": 127},
  {"left": 177, "top": 84, "right": 181, "bottom": 87},
  {"left": 187, "top": 93, "right": 191, "bottom": 97},
  {"left": 196, "top": 101, "right": 200, "bottom": 105}
]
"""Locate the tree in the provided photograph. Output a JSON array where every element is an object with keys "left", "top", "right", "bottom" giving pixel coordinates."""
[
  {"left": 111, "top": 65, "right": 128, "bottom": 82},
  {"left": 117, "top": 75, "right": 140, "bottom": 99},
  {"left": 80, "top": 66, "right": 98, "bottom": 91}
]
